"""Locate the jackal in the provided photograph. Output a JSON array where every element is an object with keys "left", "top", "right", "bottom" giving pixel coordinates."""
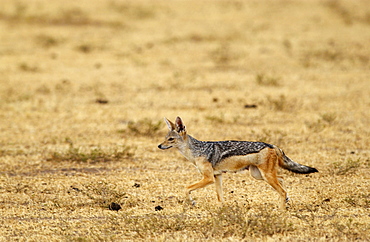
[{"left": 158, "top": 116, "right": 318, "bottom": 209}]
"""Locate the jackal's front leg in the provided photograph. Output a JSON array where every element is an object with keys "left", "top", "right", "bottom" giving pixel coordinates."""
[
  {"left": 215, "top": 174, "right": 224, "bottom": 203},
  {"left": 185, "top": 160, "right": 215, "bottom": 205}
]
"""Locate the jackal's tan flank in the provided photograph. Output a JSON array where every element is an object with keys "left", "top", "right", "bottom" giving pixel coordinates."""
[{"left": 158, "top": 117, "right": 318, "bottom": 209}]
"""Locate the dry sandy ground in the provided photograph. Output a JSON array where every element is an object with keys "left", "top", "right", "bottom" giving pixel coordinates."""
[{"left": 0, "top": 0, "right": 369, "bottom": 241}]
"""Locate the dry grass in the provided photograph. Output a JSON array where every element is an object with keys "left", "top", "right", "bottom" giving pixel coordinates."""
[{"left": 0, "top": 0, "right": 369, "bottom": 241}]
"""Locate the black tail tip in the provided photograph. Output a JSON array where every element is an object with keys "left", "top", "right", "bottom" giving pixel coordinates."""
[{"left": 308, "top": 167, "right": 319, "bottom": 173}]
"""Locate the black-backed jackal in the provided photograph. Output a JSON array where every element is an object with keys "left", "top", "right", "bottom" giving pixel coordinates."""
[{"left": 158, "top": 117, "right": 318, "bottom": 209}]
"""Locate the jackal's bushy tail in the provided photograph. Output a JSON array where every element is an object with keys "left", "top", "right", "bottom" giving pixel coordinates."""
[{"left": 274, "top": 146, "right": 318, "bottom": 174}]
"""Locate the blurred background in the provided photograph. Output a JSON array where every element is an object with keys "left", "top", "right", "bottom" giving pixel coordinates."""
[
  {"left": 0, "top": 0, "right": 369, "bottom": 157},
  {"left": 0, "top": 1, "right": 369, "bottom": 240}
]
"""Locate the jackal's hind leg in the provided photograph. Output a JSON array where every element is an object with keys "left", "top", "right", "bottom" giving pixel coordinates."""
[
  {"left": 277, "top": 175, "right": 289, "bottom": 203},
  {"left": 264, "top": 174, "right": 287, "bottom": 209},
  {"left": 251, "top": 166, "right": 289, "bottom": 207},
  {"left": 257, "top": 163, "right": 288, "bottom": 210}
]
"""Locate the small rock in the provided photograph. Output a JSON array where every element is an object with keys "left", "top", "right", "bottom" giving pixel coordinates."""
[
  {"left": 155, "top": 205, "right": 163, "bottom": 211},
  {"left": 109, "top": 202, "right": 122, "bottom": 211},
  {"left": 96, "top": 98, "right": 109, "bottom": 104},
  {"left": 71, "top": 186, "right": 81, "bottom": 192},
  {"left": 244, "top": 104, "right": 257, "bottom": 109}
]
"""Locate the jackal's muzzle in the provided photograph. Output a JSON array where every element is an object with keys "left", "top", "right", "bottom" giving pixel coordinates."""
[{"left": 158, "top": 144, "right": 172, "bottom": 150}]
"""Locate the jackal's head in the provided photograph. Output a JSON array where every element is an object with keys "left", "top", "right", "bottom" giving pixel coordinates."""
[{"left": 158, "top": 116, "right": 187, "bottom": 150}]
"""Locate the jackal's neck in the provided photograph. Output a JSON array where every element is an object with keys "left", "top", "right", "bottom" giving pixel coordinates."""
[
  {"left": 177, "top": 135, "right": 204, "bottom": 161},
  {"left": 187, "top": 135, "right": 203, "bottom": 147}
]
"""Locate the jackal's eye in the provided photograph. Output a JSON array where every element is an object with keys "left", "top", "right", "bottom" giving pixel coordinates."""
[{"left": 168, "top": 137, "right": 175, "bottom": 141}]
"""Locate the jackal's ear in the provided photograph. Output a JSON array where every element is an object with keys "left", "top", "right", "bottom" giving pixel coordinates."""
[
  {"left": 175, "top": 116, "right": 186, "bottom": 133},
  {"left": 164, "top": 117, "right": 175, "bottom": 131}
]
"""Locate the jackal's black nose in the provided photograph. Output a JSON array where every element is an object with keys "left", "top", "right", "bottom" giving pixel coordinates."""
[{"left": 158, "top": 144, "right": 161, "bottom": 149}]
